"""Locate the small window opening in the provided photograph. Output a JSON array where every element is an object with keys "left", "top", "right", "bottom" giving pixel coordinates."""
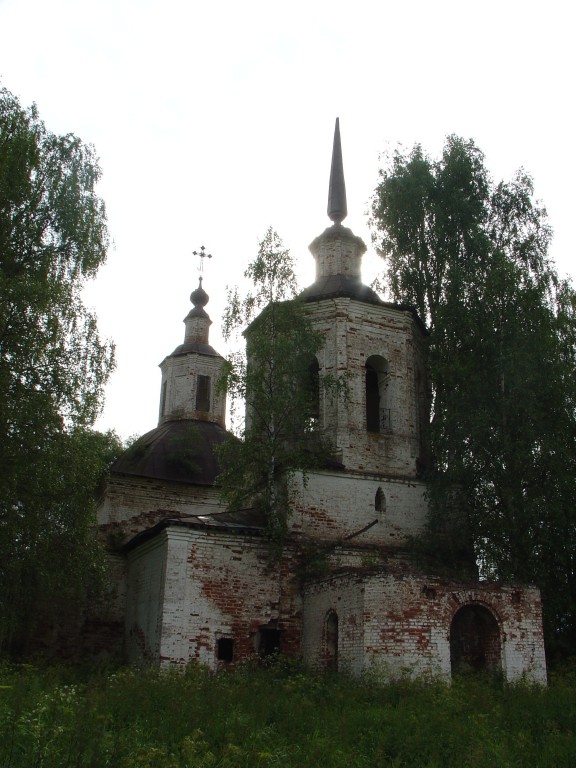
[
  {"left": 160, "top": 380, "right": 168, "bottom": 416},
  {"left": 216, "top": 637, "right": 234, "bottom": 663},
  {"left": 257, "top": 627, "right": 281, "bottom": 657},
  {"left": 375, "top": 487, "right": 385, "bottom": 513},
  {"left": 196, "top": 374, "right": 211, "bottom": 411}
]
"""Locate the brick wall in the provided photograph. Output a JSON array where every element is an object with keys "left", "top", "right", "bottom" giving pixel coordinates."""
[
  {"left": 98, "top": 475, "right": 222, "bottom": 539},
  {"left": 305, "top": 299, "right": 428, "bottom": 477},
  {"left": 159, "top": 353, "right": 227, "bottom": 426},
  {"left": 302, "top": 573, "right": 366, "bottom": 675},
  {"left": 303, "top": 572, "right": 547, "bottom": 684},
  {"left": 125, "top": 524, "right": 302, "bottom": 669}
]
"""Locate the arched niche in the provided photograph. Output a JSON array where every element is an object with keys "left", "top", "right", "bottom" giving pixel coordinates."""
[
  {"left": 450, "top": 603, "right": 502, "bottom": 676},
  {"left": 324, "top": 610, "right": 339, "bottom": 671}
]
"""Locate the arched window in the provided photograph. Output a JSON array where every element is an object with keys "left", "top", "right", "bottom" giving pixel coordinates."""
[
  {"left": 450, "top": 604, "right": 502, "bottom": 676},
  {"left": 375, "top": 487, "right": 385, "bottom": 513},
  {"left": 325, "top": 611, "right": 338, "bottom": 670},
  {"left": 365, "top": 355, "right": 390, "bottom": 433}
]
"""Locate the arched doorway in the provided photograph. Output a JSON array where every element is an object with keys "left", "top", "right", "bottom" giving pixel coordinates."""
[
  {"left": 325, "top": 611, "right": 338, "bottom": 671},
  {"left": 450, "top": 604, "right": 502, "bottom": 675}
]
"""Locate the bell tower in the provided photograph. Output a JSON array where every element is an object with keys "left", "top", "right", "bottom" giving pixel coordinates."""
[
  {"left": 301, "top": 119, "right": 429, "bottom": 478},
  {"left": 158, "top": 258, "right": 226, "bottom": 428}
]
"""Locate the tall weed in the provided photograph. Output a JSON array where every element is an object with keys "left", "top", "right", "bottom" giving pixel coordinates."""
[{"left": 1, "top": 660, "right": 575, "bottom": 767}]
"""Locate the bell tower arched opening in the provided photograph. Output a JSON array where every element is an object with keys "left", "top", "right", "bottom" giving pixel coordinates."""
[
  {"left": 305, "top": 356, "right": 320, "bottom": 426},
  {"left": 365, "top": 355, "right": 390, "bottom": 433}
]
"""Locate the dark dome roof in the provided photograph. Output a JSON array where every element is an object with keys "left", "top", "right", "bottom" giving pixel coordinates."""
[
  {"left": 190, "top": 281, "right": 209, "bottom": 308},
  {"left": 112, "top": 419, "right": 232, "bottom": 485},
  {"left": 166, "top": 341, "right": 222, "bottom": 358},
  {"left": 300, "top": 276, "right": 429, "bottom": 335},
  {"left": 300, "top": 274, "right": 382, "bottom": 304}
]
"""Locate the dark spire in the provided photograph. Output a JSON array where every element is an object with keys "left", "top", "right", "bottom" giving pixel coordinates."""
[{"left": 327, "top": 117, "right": 347, "bottom": 224}]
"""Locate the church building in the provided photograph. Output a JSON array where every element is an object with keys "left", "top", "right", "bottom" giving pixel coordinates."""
[{"left": 97, "top": 121, "right": 547, "bottom": 683}]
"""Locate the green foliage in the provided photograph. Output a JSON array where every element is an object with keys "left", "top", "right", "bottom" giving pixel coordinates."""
[
  {"left": 2, "top": 662, "right": 576, "bottom": 767},
  {"left": 218, "top": 228, "right": 339, "bottom": 548},
  {"left": 0, "top": 428, "right": 123, "bottom": 655},
  {"left": 371, "top": 136, "right": 576, "bottom": 657},
  {"left": 0, "top": 85, "right": 117, "bottom": 655},
  {"left": 0, "top": 85, "right": 114, "bottom": 425},
  {"left": 294, "top": 539, "right": 333, "bottom": 583}
]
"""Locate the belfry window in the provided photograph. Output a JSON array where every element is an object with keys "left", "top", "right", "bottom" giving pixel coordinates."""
[
  {"left": 306, "top": 357, "right": 320, "bottom": 424},
  {"left": 196, "top": 374, "right": 211, "bottom": 412},
  {"left": 295, "top": 355, "right": 321, "bottom": 431},
  {"left": 366, "top": 365, "right": 380, "bottom": 432},
  {"left": 365, "top": 355, "right": 390, "bottom": 433},
  {"left": 415, "top": 369, "right": 429, "bottom": 474}
]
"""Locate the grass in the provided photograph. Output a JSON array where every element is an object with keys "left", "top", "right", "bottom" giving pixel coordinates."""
[{"left": 1, "top": 658, "right": 576, "bottom": 767}]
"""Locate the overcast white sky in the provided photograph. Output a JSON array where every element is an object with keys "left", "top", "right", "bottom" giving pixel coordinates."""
[{"left": 1, "top": 0, "right": 574, "bottom": 440}]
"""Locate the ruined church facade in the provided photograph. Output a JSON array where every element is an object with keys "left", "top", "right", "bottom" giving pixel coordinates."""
[{"left": 97, "top": 122, "right": 547, "bottom": 683}]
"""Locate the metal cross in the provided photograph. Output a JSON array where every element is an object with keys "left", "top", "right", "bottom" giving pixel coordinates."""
[{"left": 192, "top": 245, "right": 213, "bottom": 274}]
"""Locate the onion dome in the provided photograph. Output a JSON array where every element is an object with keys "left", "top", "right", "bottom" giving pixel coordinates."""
[{"left": 190, "top": 277, "right": 209, "bottom": 310}]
